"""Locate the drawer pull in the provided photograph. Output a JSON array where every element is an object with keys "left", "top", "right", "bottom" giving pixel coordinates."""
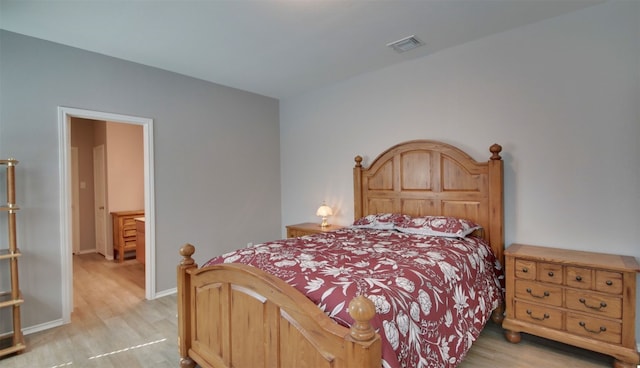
[
  {"left": 578, "top": 298, "right": 607, "bottom": 310},
  {"left": 526, "top": 309, "right": 549, "bottom": 321},
  {"left": 547, "top": 271, "right": 554, "bottom": 277},
  {"left": 522, "top": 267, "right": 528, "bottom": 273},
  {"left": 526, "top": 288, "right": 550, "bottom": 298},
  {"left": 606, "top": 280, "right": 613, "bottom": 286},
  {"left": 578, "top": 321, "right": 606, "bottom": 334},
  {"left": 575, "top": 275, "right": 583, "bottom": 281}
]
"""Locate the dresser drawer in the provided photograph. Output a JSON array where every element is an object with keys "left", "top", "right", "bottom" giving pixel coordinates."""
[
  {"left": 515, "top": 300, "right": 563, "bottom": 329},
  {"left": 514, "top": 259, "right": 536, "bottom": 280},
  {"left": 566, "top": 266, "right": 592, "bottom": 289},
  {"left": 287, "top": 228, "right": 309, "bottom": 238},
  {"left": 565, "top": 289, "right": 622, "bottom": 319},
  {"left": 124, "top": 228, "right": 137, "bottom": 238},
  {"left": 515, "top": 279, "right": 562, "bottom": 306},
  {"left": 595, "top": 270, "right": 623, "bottom": 294},
  {"left": 566, "top": 312, "right": 622, "bottom": 344},
  {"left": 123, "top": 217, "right": 137, "bottom": 228},
  {"left": 538, "top": 262, "right": 563, "bottom": 284}
]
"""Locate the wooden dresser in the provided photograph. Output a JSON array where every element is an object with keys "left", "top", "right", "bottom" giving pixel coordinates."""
[
  {"left": 135, "top": 217, "right": 145, "bottom": 264},
  {"left": 111, "top": 210, "right": 144, "bottom": 263},
  {"left": 503, "top": 243, "right": 640, "bottom": 367},
  {"left": 286, "top": 222, "right": 344, "bottom": 238}
]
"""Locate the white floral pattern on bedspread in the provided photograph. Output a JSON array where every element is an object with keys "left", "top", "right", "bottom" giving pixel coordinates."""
[{"left": 203, "top": 227, "right": 504, "bottom": 368}]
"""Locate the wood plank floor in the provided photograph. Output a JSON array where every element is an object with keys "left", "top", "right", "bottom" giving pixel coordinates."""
[
  {"left": 1, "top": 253, "right": 179, "bottom": 368},
  {"left": 1, "top": 253, "right": 619, "bottom": 367}
]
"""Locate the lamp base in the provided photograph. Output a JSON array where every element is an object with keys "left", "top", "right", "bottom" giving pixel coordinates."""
[{"left": 320, "top": 217, "right": 329, "bottom": 227}]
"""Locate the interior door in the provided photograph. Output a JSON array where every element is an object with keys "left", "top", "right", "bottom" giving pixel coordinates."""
[
  {"left": 71, "top": 147, "right": 80, "bottom": 254},
  {"left": 93, "top": 145, "right": 108, "bottom": 257}
]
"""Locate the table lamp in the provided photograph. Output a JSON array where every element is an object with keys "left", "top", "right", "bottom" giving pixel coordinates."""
[{"left": 316, "top": 203, "right": 333, "bottom": 227}]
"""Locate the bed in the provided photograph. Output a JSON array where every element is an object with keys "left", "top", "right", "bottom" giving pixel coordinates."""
[{"left": 177, "top": 140, "right": 505, "bottom": 368}]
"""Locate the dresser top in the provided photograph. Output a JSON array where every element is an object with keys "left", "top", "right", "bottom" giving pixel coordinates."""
[
  {"left": 506, "top": 243, "right": 640, "bottom": 272},
  {"left": 111, "top": 210, "right": 145, "bottom": 216}
]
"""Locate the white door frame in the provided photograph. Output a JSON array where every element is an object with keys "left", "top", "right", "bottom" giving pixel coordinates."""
[{"left": 58, "top": 106, "right": 156, "bottom": 323}]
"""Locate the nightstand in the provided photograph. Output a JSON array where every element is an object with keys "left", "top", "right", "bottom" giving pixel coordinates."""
[
  {"left": 286, "top": 222, "right": 344, "bottom": 238},
  {"left": 502, "top": 243, "right": 640, "bottom": 368}
]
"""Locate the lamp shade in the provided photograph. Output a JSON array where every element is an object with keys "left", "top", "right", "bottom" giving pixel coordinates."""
[
  {"left": 316, "top": 203, "right": 333, "bottom": 227},
  {"left": 316, "top": 205, "right": 333, "bottom": 217}
]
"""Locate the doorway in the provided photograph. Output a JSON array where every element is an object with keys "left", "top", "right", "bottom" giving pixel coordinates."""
[{"left": 58, "top": 107, "right": 156, "bottom": 324}]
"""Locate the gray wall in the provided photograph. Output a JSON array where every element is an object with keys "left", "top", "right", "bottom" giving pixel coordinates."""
[
  {"left": 279, "top": 1, "right": 640, "bottom": 340},
  {"left": 0, "top": 30, "right": 281, "bottom": 329}
]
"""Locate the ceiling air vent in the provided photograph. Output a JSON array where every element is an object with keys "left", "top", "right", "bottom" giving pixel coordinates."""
[{"left": 386, "top": 35, "right": 424, "bottom": 53}]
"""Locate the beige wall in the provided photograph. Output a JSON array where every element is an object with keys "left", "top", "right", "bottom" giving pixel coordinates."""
[{"left": 105, "top": 122, "right": 144, "bottom": 213}]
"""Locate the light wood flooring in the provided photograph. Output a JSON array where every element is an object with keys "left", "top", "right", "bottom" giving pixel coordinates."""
[
  {"left": 1, "top": 253, "right": 178, "bottom": 368},
  {"left": 1, "top": 253, "right": 620, "bottom": 368}
]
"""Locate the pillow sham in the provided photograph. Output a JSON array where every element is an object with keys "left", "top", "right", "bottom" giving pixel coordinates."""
[
  {"left": 395, "top": 216, "right": 481, "bottom": 238},
  {"left": 352, "top": 213, "right": 410, "bottom": 230}
]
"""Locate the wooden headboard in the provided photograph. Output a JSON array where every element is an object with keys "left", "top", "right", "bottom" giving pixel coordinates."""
[{"left": 353, "top": 140, "right": 504, "bottom": 264}]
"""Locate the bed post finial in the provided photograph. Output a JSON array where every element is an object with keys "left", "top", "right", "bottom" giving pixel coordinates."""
[
  {"left": 179, "top": 243, "right": 196, "bottom": 266},
  {"left": 354, "top": 155, "right": 363, "bottom": 168},
  {"left": 348, "top": 295, "right": 376, "bottom": 341},
  {"left": 489, "top": 144, "right": 502, "bottom": 160}
]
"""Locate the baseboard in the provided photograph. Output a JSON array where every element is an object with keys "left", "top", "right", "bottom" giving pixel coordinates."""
[
  {"left": 154, "top": 287, "right": 176, "bottom": 299},
  {"left": 22, "top": 318, "right": 65, "bottom": 336},
  {"left": 74, "top": 249, "right": 112, "bottom": 259}
]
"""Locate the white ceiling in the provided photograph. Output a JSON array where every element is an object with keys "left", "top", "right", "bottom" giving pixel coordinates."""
[{"left": 0, "top": 0, "right": 604, "bottom": 99}]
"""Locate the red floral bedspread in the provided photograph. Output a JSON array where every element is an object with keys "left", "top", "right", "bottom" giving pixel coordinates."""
[{"left": 203, "top": 227, "right": 504, "bottom": 368}]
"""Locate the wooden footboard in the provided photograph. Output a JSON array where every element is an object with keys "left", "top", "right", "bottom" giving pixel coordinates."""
[{"left": 177, "top": 243, "right": 381, "bottom": 368}]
